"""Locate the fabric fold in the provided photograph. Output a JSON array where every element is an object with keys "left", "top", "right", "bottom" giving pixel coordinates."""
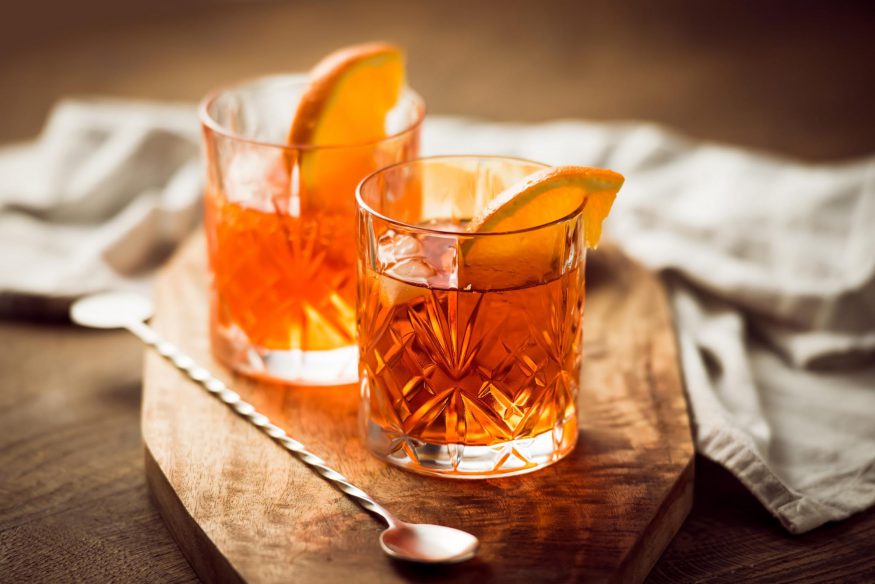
[{"left": 0, "top": 98, "right": 200, "bottom": 300}]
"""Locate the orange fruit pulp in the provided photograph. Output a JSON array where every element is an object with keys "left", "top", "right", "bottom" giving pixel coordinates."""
[{"left": 461, "top": 165, "right": 625, "bottom": 289}]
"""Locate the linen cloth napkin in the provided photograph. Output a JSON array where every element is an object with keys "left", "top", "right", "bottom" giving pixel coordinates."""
[
  {"left": 2, "top": 99, "right": 873, "bottom": 533},
  {"left": 0, "top": 98, "right": 201, "bottom": 316}
]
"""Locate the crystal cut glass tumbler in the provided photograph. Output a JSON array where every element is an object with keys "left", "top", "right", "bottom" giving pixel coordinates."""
[
  {"left": 357, "top": 156, "right": 584, "bottom": 478},
  {"left": 201, "top": 75, "right": 423, "bottom": 385}
]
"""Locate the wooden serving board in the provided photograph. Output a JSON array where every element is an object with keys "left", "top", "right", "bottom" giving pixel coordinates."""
[{"left": 142, "top": 234, "right": 694, "bottom": 584}]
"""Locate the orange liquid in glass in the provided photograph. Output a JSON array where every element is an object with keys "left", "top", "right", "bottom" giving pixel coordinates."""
[
  {"left": 204, "top": 127, "right": 419, "bottom": 358},
  {"left": 359, "top": 229, "right": 584, "bottom": 449},
  {"left": 205, "top": 193, "right": 356, "bottom": 352}
]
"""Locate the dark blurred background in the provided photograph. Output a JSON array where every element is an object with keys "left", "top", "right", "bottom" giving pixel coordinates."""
[{"left": 3, "top": 0, "right": 874, "bottom": 159}]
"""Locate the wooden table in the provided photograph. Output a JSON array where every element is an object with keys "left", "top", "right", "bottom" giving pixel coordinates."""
[{"left": 2, "top": 1, "right": 875, "bottom": 581}]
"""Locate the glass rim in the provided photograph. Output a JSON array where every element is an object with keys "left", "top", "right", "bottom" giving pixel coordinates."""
[
  {"left": 356, "top": 155, "right": 586, "bottom": 237},
  {"left": 198, "top": 73, "right": 426, "bottom": 151}
]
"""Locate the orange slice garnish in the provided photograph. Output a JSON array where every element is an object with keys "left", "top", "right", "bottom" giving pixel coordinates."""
[
  {"left": 286, "top": 42, "right": 406, "bottom": 215},
  {"left": 461, "top": 166, "right": 624, "bottom": 288},
  {"left": 289, "top": 42, "right": 405, "bottom": 146},
  {"left": 466, "top": 166, "right": 624, "bottom": 246}
]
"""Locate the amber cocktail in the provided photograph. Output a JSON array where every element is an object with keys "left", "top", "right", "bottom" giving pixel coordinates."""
[
  {"left": 356, "top": 157, "right": 609, "bottom": 477},
  {"left": 201, "top": 67, "right": 423, "bottom": 384}
]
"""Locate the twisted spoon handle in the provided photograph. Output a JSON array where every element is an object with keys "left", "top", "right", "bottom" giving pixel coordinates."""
[{"left": 128, "top": 320, "right": 398, "bottom": 528}]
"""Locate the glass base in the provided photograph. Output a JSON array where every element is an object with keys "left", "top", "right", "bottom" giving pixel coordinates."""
[
  {"left": 212, "top": 325, "right": 358, "bottom": 386},
  {"left": 364, "top": 416, "right": 578, "bottom": 479}
]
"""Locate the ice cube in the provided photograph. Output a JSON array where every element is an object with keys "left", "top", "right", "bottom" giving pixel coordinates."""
[
  {"left": 377, "top": 231, "right": 398, "bottom": 266},
  {"left": 377, "top": 232, "right": 425, "bottom": 269},
  {"left": 440, "top": 245, "right": 458, "bottom": 288},
  {"left": 225, "top": 150, "right": 289, "bottom": 209},
  {"left": 386, "top": 257, "right": 436, "bottom": 284},
  {"left": 393, "top": 234, "right": 424, "bottom": 259},
  {"left": 380, "top": 256, "right": 437, "bottom": 305}
]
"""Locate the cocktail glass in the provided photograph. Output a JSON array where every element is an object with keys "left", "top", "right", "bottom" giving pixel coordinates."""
[
  {"left": 356, "top": 156, "right": 584, "bottom": 477},
  {"left": 201, "top": 75, "right": 424, "bottom": 385}
]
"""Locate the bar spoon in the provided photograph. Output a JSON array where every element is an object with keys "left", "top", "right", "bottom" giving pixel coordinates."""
[{"left": 71, "top": 291, "right": 479, "bottom": 565}]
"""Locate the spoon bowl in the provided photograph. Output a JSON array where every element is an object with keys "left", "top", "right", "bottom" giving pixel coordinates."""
[
  {"left": 70, "top": 291, "right": 154, "bottom": 329},
  {"left": 380, "top": 523, "right": 479, "bottom": 564}
]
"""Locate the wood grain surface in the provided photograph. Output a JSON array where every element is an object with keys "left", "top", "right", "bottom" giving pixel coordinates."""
[
  {"left": 3, "top": 1, "right": 875, "bottom": 582},
  {"left": 141, "top": 236, "right": 693, "bottom": 583}
]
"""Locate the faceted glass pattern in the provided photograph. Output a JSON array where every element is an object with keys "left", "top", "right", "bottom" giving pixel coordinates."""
[
  {"left": 357, "top": 157, "right": 585, "bottom": 477},
  {"left": 201, "top": 75, "right": 422, "bottom": 385}
]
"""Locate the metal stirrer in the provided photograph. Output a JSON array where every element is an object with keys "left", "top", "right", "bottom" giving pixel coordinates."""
[{"left": 71, "top": 291, "right": 479, "bottom": 564}]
